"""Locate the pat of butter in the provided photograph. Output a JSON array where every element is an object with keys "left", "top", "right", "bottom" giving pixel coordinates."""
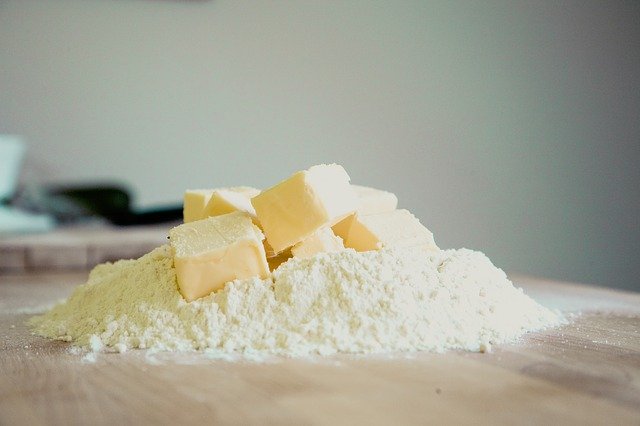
[
  {"left": 251, "top": 164, "right": 357, "bottom": 253},
  {"left": 204, "top": 188, "right": 259, "bottom": 220},
  {"left": 169, "top": 212, "right": 270, "bottom": 302},
  {"left": 183, "top": 187, "right": 260, "bottom": 223},
  {"left": 352, "top": 185, "right": 398, "bottom": 214},
  {"left": 291, "top": 227, "right": 345, "bottom": 259},
  {"left": 332, "top": 185, "right": 398, "bottom": 240},
  {"left": 230, "top": 186, "right": 261, "bottom": 199},
  {"left": 344, "top": 209, "right": 438, "bottom": 252},
  {"left": 183, "top": 189, "right": 215, "bottom": 223}
]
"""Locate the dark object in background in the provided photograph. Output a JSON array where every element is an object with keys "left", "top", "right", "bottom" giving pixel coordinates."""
[{"left": 47, "top": 184, "right": 182, "bottom": 226}]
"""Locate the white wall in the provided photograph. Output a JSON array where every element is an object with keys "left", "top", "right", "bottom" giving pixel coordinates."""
[{"left": 1, "top": 0, "right": 639, "bottom": 290}]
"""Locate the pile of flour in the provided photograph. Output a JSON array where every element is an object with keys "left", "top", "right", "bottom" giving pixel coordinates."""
[{"left": 30, "top": 245, "right": 561, "bottom": 356}]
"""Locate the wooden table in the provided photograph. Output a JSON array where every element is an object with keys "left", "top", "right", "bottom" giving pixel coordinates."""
[{"left": 1, "top": 272, "right": 639, "bottom": 425}]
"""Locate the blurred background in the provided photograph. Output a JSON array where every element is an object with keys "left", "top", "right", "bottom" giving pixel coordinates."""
[{"left": 0, "top": 0, "right": 638, "bottom": 290}]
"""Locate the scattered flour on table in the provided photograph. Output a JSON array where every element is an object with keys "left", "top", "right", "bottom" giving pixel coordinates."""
[
  {"left": 12, "top": 301, "right": 63, "bottom": 315},
  {"left": 30, "top": 245, "right": 562, "bottom": 357}
]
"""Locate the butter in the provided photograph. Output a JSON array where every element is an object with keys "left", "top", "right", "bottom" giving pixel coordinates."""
[
  {"left": 183, "top": 189, "right": 215, "bottom": 223},
  {"left": 332, "top": 185, "right": 398, "bottom": 240},
  {"left": 263, "top": 239, "right": 277, "bottom": 258},
  {"left": 251, "top": 164, "right": 357, "bottom": 253},
  {"left": 331, "top": 215, "right": 355, "bottom": 242},
  {"left": 204, "top": 188, "right": 258, "bottom": 220},
  {"left": 291, "top": 227, "right": 345, "bottom": 259},
  {"left": 344, "top": 209, "right": 438, "bottom": 252},
  {"left": 230, "top": 186, "right": 261, "bottom": 199},
  {"left": 263, "top": 239, "right": 292, "bottom": 271},
  {"left": 352, "top": 185, "right": 398, "bottom": 214},
  {"left": 169, "top": 212, "right": 270, "bottom": 302},
  {"left": 183, "top": 186, "right": 260, "bottom": 223},
  {"left": 266, "top": 249, "right": 292, "bottom": 271}
]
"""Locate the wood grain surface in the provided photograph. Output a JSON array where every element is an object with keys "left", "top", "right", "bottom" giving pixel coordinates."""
[
  {"left": 1, "top": 272, "right": 639, "bottom": 425},
  {"left": 0, "top": 224, "right": 171, "bottom": 273}
]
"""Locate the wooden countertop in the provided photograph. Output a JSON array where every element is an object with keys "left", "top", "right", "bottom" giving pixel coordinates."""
[
  {"left": 0, "top": 224, "right": 171, "bottom": 273},
  {"left": 1, "top": 272, "right": 639, "bottom": 425}
]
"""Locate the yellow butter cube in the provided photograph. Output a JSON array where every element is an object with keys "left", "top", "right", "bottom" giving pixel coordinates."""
[
  {"left": 204, "top": 188, "right": 258, "bottom": 220},
  {"left": 291, "top": 227, "right": 345, "bottom": 259},
  {"left": 344, "top": 209, "right": 438, "bottom": 252},
  {"left": 251, "top": 164, "right": 357, "bottom": 253},
  {"left": 229, "top": 186, "right": 261, "bottom": 199},
  {"left": 183, "top": 189, "right": 216, "bottom": 223},
  {"left": 183, "top": 186, "right": 260, "bottom": 223},
  {"left": 352, "top": 185, "right": 398, "bottom": 215},
  {"left": 169, "top": 212, "right": 270, "bottom": 302},
  {"left": 332, "top": 185, "right": 398, "bottom": 240}
]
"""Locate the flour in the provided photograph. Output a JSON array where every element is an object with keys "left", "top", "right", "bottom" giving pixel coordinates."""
[{"left": 30, "top": 245, "right": 562, "bottom": 357}]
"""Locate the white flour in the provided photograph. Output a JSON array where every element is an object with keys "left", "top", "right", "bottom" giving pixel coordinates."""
[{"left": 30, "top": 245, "right": 562, "bottom": 356}]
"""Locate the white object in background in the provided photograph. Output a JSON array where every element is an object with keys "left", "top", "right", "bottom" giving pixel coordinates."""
[
  {"left": 0, "top": 135, "right": 54, "bottom": 235},
  {"left": 0, "top": 208, "right": 54, "bottom": 235},
  {"left": 0, "top": 135, "right": 26, "bottom": 199}
]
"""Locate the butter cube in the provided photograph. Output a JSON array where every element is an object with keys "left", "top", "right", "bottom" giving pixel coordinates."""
[
  {"left": 183, "top": 189, "right": 215, "bottom": 223},
  {"left": 344, "top": 209, "right": 438, "bottom": 252},
  {"left": 229, "top": 186, "right": 261, "bottom": 199},
  {"left": 291, "top": 227, "right": 345, "bottom": 259},
  {"left": 251, "top": 164, "right": 357, "bottom": 253},
  {"left": 183, "top": 187, "right": 260, "bottom": 223},
  {"left": 169, "top": 212, "right": 270, "bottom": 301},
  {"left": 352, "top": 185, "right": 398, "bottom": 215},
  {"left": 204, "top": 188, "right": 258, "bottom": 220},
  {"left": 331, "top": 215, "right": 355, "bottom": 242},
  {"left": 332, "top": 185, "right": 398, "bottom": 240}
]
